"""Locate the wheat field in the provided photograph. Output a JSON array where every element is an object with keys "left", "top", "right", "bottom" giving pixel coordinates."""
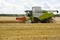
[
  {"left": 0, "top": 16, "right": 60, "bottom": 23},
  {"left": 0, "top": 17, "right": 60, "bottom": 40}
]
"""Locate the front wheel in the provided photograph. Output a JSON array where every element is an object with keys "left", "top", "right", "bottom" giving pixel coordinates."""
[{"left": 32, "top": 17, "right": 41, "bottom": 23}]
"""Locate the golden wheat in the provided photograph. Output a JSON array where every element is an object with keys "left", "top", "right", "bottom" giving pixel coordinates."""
[{"left": 0, "top": 23, "right": 60, "bottom": 40}]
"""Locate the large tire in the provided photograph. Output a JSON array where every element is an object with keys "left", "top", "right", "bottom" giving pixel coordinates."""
[
  {"left": 32, "top": 17, "right": 42, "bottom": 23},
  {"left": 44, "top": 17, "right": 53, "bottom": 23}
]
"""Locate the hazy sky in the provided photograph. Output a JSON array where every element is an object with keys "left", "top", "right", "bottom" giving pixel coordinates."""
[{"left": 0, "top": 0, "right": 60, "bottom": 14}]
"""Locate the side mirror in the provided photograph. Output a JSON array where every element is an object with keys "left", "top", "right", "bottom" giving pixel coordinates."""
[{"left": 57, "top": 11, "right": 58, "bottom": 13}]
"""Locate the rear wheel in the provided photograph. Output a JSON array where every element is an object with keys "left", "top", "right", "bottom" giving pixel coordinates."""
[{"left": 43, "top": 17, "right": 53, "bottom": 23}]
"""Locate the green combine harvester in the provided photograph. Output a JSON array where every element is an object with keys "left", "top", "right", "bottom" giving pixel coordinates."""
[{"left": 25, "top": 7, "right": 58, "bottom": 23}]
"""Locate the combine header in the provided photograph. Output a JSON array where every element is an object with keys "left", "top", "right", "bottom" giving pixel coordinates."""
[{"left": 16, "top": 15, "right": 26, "bottom": 23}]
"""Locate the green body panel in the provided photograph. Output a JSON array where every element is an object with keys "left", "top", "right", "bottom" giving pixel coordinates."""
[{"left": 38, "top": 12, "right": 54, "bottom": 21}]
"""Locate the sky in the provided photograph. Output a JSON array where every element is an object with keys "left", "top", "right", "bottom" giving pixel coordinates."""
[{"left": 0, "top": 0, "right": 60, "bottom": 14}]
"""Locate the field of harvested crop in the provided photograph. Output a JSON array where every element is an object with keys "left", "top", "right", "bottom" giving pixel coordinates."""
[{"left": 0, "top": 17, "right": 60, "bottom": 40}]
